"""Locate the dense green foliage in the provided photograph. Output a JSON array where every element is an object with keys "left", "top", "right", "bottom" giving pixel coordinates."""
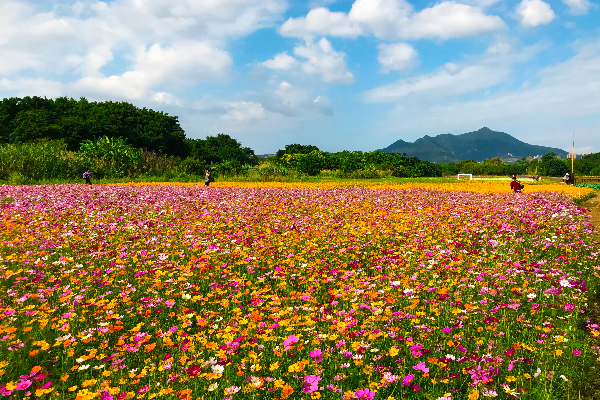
[
  {"left": 437, "top": 157, "right": 528, "bottom": 176},
  {"left": 0, "top": 96, "right": 187, "bottom": 156},
  {"left": 575, "top": 182, "right": 600, "bottom": 190},
  {"left": 276, "top": 150, "right": 442, "bottom": 178},
  {"left": 276, "top": 143, "right": 321, "bottom": 158}
]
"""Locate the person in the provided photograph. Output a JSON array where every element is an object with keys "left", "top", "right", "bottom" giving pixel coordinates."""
[
  {"left": 568, "top": 173, "right": 575, "bottom": 185},
  {"left": 83, "top": 170, "right": 92, "bottom": 185},
  {"left": 204, "top": 169, "right": 211, "bottom": 187},
  {"left": 563, "top": 173, "right": 570, "bottom": 184},
  {"left": 510, "top": 176, "right": 522, "bottom": 193}
]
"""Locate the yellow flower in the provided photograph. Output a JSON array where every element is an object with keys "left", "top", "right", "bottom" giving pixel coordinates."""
[
  {"left": 524, "top": 373, "right": 532, "bottom": 379},
  {"left": 269, "top": 362, "right": 279, "bottom": 371},
  {"left": 468, "top": 389, "right": 479, "bottom": 400},
  {"left": 556, "top": 349, "right": 564, "bottom": 356},
  {"left": 5, "top": 382, "right": 16, "bottom": 391},
  {"left": 311, "top": 392, "right": 321, "bottom": 399},
  {"left": 68, "top": 386, "right": 78, "bottom": 392},
  {"left": 388, "top": 346, "right": 399, "bottom": 357},
  {"left": 506, "top": 376, "right": 516, "bottom": 383}
]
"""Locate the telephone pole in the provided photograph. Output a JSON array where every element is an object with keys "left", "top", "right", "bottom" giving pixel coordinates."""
[{"left": 572, "top": 132, "right": 574, "bottom": 174}]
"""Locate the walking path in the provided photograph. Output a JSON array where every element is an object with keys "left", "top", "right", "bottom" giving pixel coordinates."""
[
  {"left": 579, "top": 191, "right": 600, "bottom": 399},
  {"left": 580, "top": 191, "right": 600, "bottom": 235}
]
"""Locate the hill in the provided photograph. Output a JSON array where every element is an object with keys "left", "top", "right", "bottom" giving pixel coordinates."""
[{"left": 380, "top": 127, "right": 568, "bottom": 163}]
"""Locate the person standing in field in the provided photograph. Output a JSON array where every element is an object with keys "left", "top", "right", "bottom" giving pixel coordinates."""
[
  {"left": 510, "top": 176, "right": 522, "bottom": 193},
  {"left": 205, "top": 169, "right": 211, "bottom": 187},
  {"left": 83, "top": 170, "right": 92, "bottom": 185}
]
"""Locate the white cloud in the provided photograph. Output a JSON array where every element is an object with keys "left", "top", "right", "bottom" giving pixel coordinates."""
[
  {"left": 280, "top": 0, "right": 505, "bottom": 40},
  {"left": 153, "top": 92, "right": 181, "bottom": 105},
  {"left": 280, "top": 7, "right": 363, "bottom": 38},
  {"left": 365, "top": 40, "right": 544, "bottom": 103},
  {"left": 398, "top": 2, "right": 506, "bottom": 40},
  {"left": 294, "top": 38, "right": 354, "bottom": 84},
  {"left": 222, "top": 101, "right": 267, "bottom": 122},
  {"left": 0, "top": 0, "right": 286, "bottom": 100},
  {"left": 378, "top": 43, "right": 418, "bottom": 72},
  {"left": 366, "top": 63, "right": 508, "bottom": 102},
  {"left": 562, "top": 0, "right": 593, "bottom": 15},
  {"left": 0, "top": 78, "right": 63, "bottom": 98},
  {"left": 516, "top": 0, "right": 555, "bottom": 27},
  {"left": 73, "top": 42, "right": 232, "bottom": 100},
  {"left": 262, "top": 52, "right": 299, "bottom": 70}
]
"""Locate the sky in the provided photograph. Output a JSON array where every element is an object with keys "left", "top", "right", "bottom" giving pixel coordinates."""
[{"left": 1, "top": 0, "right": 599, "bottom": 155}]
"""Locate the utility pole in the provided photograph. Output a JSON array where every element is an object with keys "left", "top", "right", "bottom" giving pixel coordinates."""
[{"left": 572, "top": 132, "right": 574, "bottom": 174}]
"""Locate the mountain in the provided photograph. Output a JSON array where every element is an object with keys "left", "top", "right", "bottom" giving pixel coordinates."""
[{"left": 379, "top": 127, "right": 569, "bottom": 163}]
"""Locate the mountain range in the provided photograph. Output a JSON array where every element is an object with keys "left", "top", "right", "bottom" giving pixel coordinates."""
[{"left": 379, "top": 127, "right": 568, "bottom": 163}]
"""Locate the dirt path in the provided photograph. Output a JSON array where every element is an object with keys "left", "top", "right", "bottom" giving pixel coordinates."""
[
  {"left": 579, "top": 191, "right": 600, "bottom": 399},
  {"left": 580, "top": 192, "right": 600, "bottom": 234}
]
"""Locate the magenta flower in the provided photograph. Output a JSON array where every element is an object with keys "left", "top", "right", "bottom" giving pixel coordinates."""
[
  {"left": 302, "top": 375, "right": 321, "bottom": 393},
  {"left": 402, "top": 374, "right": 415, "bottom": 386},
  {"left": 504, "top": 348, "right": 515, "bottom": 357},
  {"left": 16, "top": 380, "right": 32, "bottom": 391},
  {"left": 42, "top": 382, "right": 52, "bottom": 389},
  {"left": 309, "top": 349, "right": 323, "bottom": 359},
  {"left": 573, "top": 349, "right": 581, "bottom": 356},
  {"left": 100, "top": 390, "right": 114, "bottom": 400},
  {"left": 354, "top": 389, "right": 376, "bottom": 399},
  {"left": 413, "top": 362, "right": 429, "bottom": 373},
  {"left": 441, "top": 327, "right": 452, "bottom": 333},
  {"left": 283, "top": 334, "right": 299, "bottom": 348}
]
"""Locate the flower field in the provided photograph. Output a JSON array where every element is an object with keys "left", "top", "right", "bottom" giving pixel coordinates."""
[{"left": 1, "top": 182, "right": 599, "bottom": 400}]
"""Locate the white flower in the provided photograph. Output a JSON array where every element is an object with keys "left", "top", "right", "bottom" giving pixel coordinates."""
[
  {"left": 403, "top": 288, "right": 415, "bottom": 295},
  {"left": 76, "top": 357, "right": 85, "bottom": 363},
  {"left": 527, "top": 293, "right": 537, "bottom": 299},
  {"left": 212, "top": 364, "right": 224, "bottom": 374},
  {"left": 560, "top": 375, "right": 568, "bottom": 381},
  {"left": 391, "top": 281, "right": 401, "bottom": 286},
  {"left": 93, "top": 364, "right": 106, "bottom": 370},
  {"left": 445, "top": 354, "right": 456, "bottom": 360},
  {"left": 208, "top": 383, "right": 218, "bottom": 391},
  {"left": 78, "top": 364, "right": 90, "bottom": 371},
  {"left": 559, "top": 279, "right": 572, "bottom": 288},
  {"left": 370, "top": 348, "right": 379, "bottom": 353}
]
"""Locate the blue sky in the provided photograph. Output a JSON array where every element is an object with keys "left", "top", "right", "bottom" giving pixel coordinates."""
[{"left": 0, "top": 0, "right": 599, "bottom": 155}]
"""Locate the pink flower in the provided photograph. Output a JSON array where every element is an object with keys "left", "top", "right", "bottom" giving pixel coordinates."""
[
  {"left": 309, "top": 349, "right": 323, "bottom": 359},
  {"left": 283, "top": 334, "right": 299, "bottom": 349},
  {"left": 573, "top": 349, "right": 581, "bottom": 356},
  {"left": 0, "top": 384, "right": 13, "bottom": 396},
  {"left": 16, "top": 380, "right": 32, "bottom": 391},
  {"left": 164, "top": 299, "right": 176, "bottom": 308},
  {"left": 302, "top": 375, "right": 321, "bottom": 393},
  {"left": 402, "top": 374, "right": 415, "bottom": 386},
  {"left": 42, "top": 382, "right": 52, "bottom": 389},
  {"left": 354, "top": 389, "right": 376, "bottom": 399},
  {"left": 504, "top": 349, "right": 515, "bottom": 357},
  {"left": 441, "top": 327, "right": 452, "bottom": 333},
  {"left": 100, "top": 390, "right": 114, "bottom": 400},
  {"left": 412, "top": 362, "right": 429, "bottom": 373}
]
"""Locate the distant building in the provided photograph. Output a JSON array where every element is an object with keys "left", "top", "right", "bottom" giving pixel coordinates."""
[
  {"left": 555, "top": 155, "right": 561, "bottom": 159},
  {"left": 525, "top": 156, "right": 533, "bottom": 162},
  {"left": 567, "top": 153, "right": 576, "bottom": 159}
]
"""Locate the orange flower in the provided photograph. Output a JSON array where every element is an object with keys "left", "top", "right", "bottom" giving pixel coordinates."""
[
  {"left": 282, "top": 385, "right": 294, "bottom": 398},
  {"left": 144, "top": 343, "right": 156, "bottom": 353},
  {"left": 29, "top": 350, "right": 39, "bottom": 357},
  {"left": 179, "top": 389, "right": 192, "bottom": 400}
]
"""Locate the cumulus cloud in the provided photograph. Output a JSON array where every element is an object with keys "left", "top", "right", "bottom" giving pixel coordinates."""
[
  {"left": 73, "top": 42, "right": 232, "bottom": 100},
  {"left": 516, "top": 0, "right": 555, "bottom": 27},
  {"left": 0, "top": 77, "right": 63, "bottom": 98},
  {"left": 222, "top": 101, "right": 267, "bottom": 122},
  {"left": 294, "top": 38, "right": 354, "bottom": 84},
  {"left": 280, "top": 0, "right": 505, "bottom": 40},
  {"left": 0, "top": 0, "right": 287, "bottom": 100},
  {"left": 365, "top": 41, "right": 543, "bottom": 103},
  {"left": 262, "top": 52, "right": 299, "bottom": 70},
  {"left": 561, "top": 0, "right": 593, "bottom": 15},
  {"left": 365, "top": 64, "right": 508, "bottom": 102},
  {"left": 378, "top": 43, "right": 418, "bottom": 72}
]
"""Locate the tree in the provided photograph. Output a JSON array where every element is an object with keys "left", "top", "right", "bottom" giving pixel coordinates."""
[
  {"left": 541, "top": 152, "right": 568, "bottom": 177},
  {"left": 187, "top": 134, "right": 259, "bottom": 166},
  {"left": 276, "top": 144, "right": 320, "bottom": 158}
]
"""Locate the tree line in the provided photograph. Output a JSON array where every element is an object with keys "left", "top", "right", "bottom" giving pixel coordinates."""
[{"left": 1, "top": 96, "right": 598, "bottom": 183}]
